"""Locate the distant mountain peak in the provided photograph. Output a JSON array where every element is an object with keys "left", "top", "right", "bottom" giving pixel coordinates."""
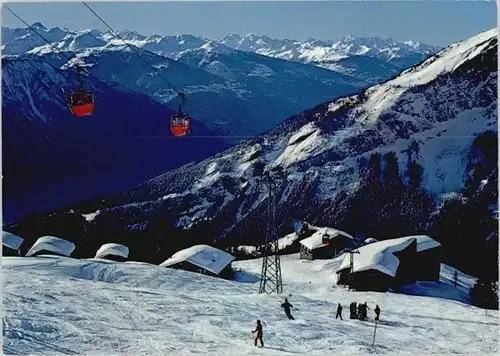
[
  {"left": 199, "top": 40, "right": 235, "bottom": 54},
  {"left": 221, "top": 33, "right": 243, "bottom": 40},
  {"left": 30, "top": 22, "right": 47, "bottom": 30}
]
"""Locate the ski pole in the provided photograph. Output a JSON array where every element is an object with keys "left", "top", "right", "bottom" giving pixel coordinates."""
[{"left": 372, "top": 320, "right": 378, "bottom": 347}]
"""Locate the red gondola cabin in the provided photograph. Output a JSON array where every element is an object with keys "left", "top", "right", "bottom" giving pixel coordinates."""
[
  {"left": 170, "top": 113, "right": 190, "bottom": 136},
  {"left": 68, "top": 91, "right": 95, "bottom": 116}
]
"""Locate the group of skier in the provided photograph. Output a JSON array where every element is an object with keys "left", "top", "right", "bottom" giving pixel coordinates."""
[
  {"left": 349, "top": 301, "right": 369, "bottom": 320},
  {"left": 252, "top": 298, "right": 381, "bottom": 347},
  {"left": 336, "top": 302, "right": 380, "bottom": 321}
]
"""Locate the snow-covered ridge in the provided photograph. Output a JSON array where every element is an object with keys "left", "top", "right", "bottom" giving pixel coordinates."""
[
  {"left": 340, "top": 27, "right": 498, "bottom": 127},
  {"left": 390, "top": 28, "right": 497, "bottom": 86}
]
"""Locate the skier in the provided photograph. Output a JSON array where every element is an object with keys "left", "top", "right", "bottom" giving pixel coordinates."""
[
  {"left": 362, "top": 302, "right": 370, "bottom": 320},
  {"left": 335, "top": 303, "right": 343, "bottom": 320},
  {"left": 358, "top": 302, "right": 365, "bottom": 320},
  {"left": 349, "top": 302, "right": 356, "bottom": 319},
  {"left": 252, "top": 320, "right": 264, "bottom": 347},
  {"left": 281, "top": 298, "right": 294, "bottom": 320},
  {"left": 374, "top": 304, "right": 381, "bottom": 321}
]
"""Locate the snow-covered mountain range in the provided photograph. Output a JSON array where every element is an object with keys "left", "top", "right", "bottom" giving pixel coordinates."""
[
  {"left": 2, "top": 24, "right": 371, "bottom": 137},
  {"left": 219, "top": 33, "right": 441, "bottom": 78},
  {"left": 101, "top": 30, "right": 440, "bottom": 82},
  {"left": 220, "top": 33, "right": 439, "bottom": 63},
  {"left": 8, "top": 28, "right": 496, "bottom": 254},
  {"left": 98, "top": 30, "right": 440, "bottom": 81},
  {"left": 3, "top": 24, "right": 439, "bottom": 77},
  {"left": 2, "top": 23, "right": 441, "bottom": 137}
]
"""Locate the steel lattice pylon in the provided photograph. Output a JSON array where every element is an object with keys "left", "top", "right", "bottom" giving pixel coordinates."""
[{"left": 259, "top": 172, "right": 283, "bottom": 294}]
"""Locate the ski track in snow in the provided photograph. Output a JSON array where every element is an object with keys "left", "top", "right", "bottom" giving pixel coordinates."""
[{"left": 3, "top": 254, "right": 498, "bottom": 355}]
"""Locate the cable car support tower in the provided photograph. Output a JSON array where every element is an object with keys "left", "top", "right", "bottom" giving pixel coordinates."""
[{"left": 259, "top": 168, "right": 285, "bottom": 295}]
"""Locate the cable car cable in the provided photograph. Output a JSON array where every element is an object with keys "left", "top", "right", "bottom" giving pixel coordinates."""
[
  {"left": 4, "top": 5, "right": 87, "bottom": 72},
  {"left": 81, "top": 1, "right": 183, "bottom": 98},
  {"left": 135, "top": 135, "right": 262, "bottom": 139},
  {"left": 4, "top": 5, "right": 97, "bottom": 116},
  {"left": 4, "top": 5, "right": 58, "bottom": 50},
  {"left": 5, "top": 5, "right": 249, "bottom": 139},
  {"left": 3, "top": 5, "right": 168, "bottom": 118},
  {"left": 8, "top": 2, "right": 184, "bottom": 106},
  {"left": 81, "top": 2, "right": 191, "bottom": 135},
  {"left": 4, "top": 5, "right": 190, "bottom": 127},
  {"left": 4, "top": 4, "right": 97, "bottom": 95},
  {"left": 4, "top": 4, "right": 135, "bottom": 98}
]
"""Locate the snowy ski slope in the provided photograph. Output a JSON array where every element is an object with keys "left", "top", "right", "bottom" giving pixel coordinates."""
[{"left": 3, "top": 254, "right": 498, "bottom": 355}]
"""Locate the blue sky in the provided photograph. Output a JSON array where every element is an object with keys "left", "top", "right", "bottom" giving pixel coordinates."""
[{"left": 2, "top": 1, "right": 497, "bottom": 46}]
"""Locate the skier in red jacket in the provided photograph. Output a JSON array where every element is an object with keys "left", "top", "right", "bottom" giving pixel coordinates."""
[{"left": 252, "top": 320, "right": 264, "bottom": 347}]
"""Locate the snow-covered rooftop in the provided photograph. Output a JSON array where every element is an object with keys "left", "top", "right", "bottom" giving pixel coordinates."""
[
  {"left": 299, "top": 227, "right": 354, "bottom": 251},
  {"left": 337, "top": 235, "right": 441, "bottom": 277},
  {"left": 237, "top": 231, "right": 301, "bottom": 254},
  {"left": 25, "top": 236, "right": 76, "bottom": 258},
  {"left": 95, "top": 243, "right": 130, "bottom": 260},
  {"left": 160, "top": 244, "right": 235, "bottom": 275},
  {"left": 2, "top": 231, "right": 24, "bottom": 251}
]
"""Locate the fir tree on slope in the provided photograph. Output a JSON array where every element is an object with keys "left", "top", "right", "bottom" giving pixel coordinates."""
[
  {"left": 402, "top": 140, "right": 433, "bottom": 231},
  {"left": 334, "top": 131, "right": 497, "bottom": 281},
  {"left": 335, "top": 150, "right": 430, "bottom": 239},
  {"left": 379, "top": 151, "right": 406, "bottom": 234},
  {"left": 430, "top": 130, "right": 498, "bottom": 279},
  {"left": 405, "top": 140, "right": 423, "bottom": 189}
]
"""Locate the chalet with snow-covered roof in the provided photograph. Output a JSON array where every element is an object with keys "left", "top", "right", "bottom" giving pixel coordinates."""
[
  {"left": 25, "top": 236, "right": 76, "bottom": 258},
  {"left": 336, "top": 235, "right": 441, "bottom": 292},
  {"left": 299, "top": 228, "right": 354, "bottom": 260},
  {"left": 2, "top": 231, "right": 24, "bottom": 256},
  {"left": 160, "top": 244, "right": 235, "bottom": 280},
  {"left": 94, "top": 243, "right": 129, "bottom": 262}
]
